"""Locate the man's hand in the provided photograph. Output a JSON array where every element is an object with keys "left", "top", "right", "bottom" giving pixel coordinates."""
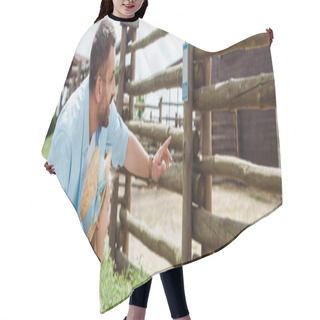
[
  {"left": 44, "top": 161, "right": 56, "bottom": 175},
  {"left": 151, "top": 136, "right": 173, "bottom": 182}
]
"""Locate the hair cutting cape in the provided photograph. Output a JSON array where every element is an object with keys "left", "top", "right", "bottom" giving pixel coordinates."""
[{"left": 41, "top": 13, "right": 282, "bottom": 314}]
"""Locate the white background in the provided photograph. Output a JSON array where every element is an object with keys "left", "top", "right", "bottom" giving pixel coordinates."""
[{"left": 1, "top": 0, "right": 319, "bottom": 319}]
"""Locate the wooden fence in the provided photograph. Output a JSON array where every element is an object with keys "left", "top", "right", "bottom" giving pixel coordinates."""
[
  {"left": 109, "top": 21, "right": 281, "bottom": 273},
  {"left": 58, "top": 54, "right": 89, "bottom": 115}
]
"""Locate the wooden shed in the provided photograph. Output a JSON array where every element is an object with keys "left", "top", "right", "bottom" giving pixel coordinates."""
[{"left": 209, "top": 46, "right": 280, "bottom": 168}]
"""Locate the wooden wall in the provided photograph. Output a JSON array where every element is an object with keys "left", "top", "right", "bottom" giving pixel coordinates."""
[{"left": 209, "top": 46, "right": 280, "bottom": 168}]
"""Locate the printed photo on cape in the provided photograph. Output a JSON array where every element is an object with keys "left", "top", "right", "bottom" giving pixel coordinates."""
[{"left": 41, "top": 15, "right": 282, "bottom": 313}]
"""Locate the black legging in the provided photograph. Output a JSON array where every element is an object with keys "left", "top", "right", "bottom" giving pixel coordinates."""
[{"left": 129, "top": 266, "right": 189, "bottom": 319}]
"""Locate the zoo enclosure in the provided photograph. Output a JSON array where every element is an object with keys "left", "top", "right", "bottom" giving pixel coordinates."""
[
  {"left": 107, "top": 21, "right": 281, "bottom": 273},
  {"left": 53, "top": 22, "right": 281, "bottom": 273}
]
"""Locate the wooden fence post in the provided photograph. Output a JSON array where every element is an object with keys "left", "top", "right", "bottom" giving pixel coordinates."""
[
  {"left": 124, "top": 24, "right": 138, "bottom": 258},
  {"left": 77, "top": 60, "right": 82, "bottom": 88},
  {"left": 159, "top": 97, "right": 162, "bottom": 123},
  {"left": 201, "top": 57, "right": 213, "bottom": 256},
  {"left": 235, "top": 110, "right": 239, "bottom": 157},
  {"left": 182, "top": 44, "right": 193, "bottom": 263},
  {"left": 110, "top": 22, "right": 128, "bottom": 261}
]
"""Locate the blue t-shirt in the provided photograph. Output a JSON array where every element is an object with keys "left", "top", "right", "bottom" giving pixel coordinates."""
[{"left": 48, "top": 75, "right": 128, "bottom": 218}]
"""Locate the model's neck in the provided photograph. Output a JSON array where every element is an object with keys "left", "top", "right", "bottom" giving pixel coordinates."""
[{"left": 108, "top": 11, "right": 139, "bottom": 22}]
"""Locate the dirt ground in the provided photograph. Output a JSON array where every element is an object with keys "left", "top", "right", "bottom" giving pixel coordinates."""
[{"left": 117, "top": 175, "right": 282, "bottom": 276}]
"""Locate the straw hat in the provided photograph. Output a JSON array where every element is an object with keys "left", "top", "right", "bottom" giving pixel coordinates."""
[{"left": 79, "top": 146, "right": 112, "bottom": 243}]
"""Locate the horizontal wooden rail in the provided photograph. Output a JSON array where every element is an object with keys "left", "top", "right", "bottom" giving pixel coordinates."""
[
  {"left": 126, "top": 121, "right": 200, "bottom": 155},
  {"left": 123, "top": 153, "right": 281, "bottom": 195},
  {"left": 127, "top": 29, "right": 168, "bottom": 54},
  {"left": 194, "top": 73, "right": 275, "bottom": 111},
  {"left": 123, "top": 101, "right": 183, "bottom": 109},
  {"left": 125, "top": 68, "right": 275, "bottom": 111},
  {"left": 193, "top": 154, "right": 282, "bottom": 194},
  {"left": 192, "top": 205, "right": 248, "bottom": 252},
  {"left": 194, "top": 33, "right": 270, "bottom": 60},
  {"left": 119, "top": 207, "right": 181, "bottom": 265},
  {"left": 168, "top": 33, "right": 269, "bottom": 66},
  {"left": 125, "top": 64, "right": 182, "bottom": 95}
]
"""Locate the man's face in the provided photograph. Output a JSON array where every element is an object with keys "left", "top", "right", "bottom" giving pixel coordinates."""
[{"left": 97, "top": 46, "right": 116, "bottom": 128}]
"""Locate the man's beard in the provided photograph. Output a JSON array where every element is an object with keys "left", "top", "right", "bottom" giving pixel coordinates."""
[{"left": 97, "top": 98, "right": 110, "bottom": 128}]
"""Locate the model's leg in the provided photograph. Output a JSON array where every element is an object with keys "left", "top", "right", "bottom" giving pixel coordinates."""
[
  {"left": 126, "top": 278, "right": 152, "bottom": 320},
  {"left": 160, "top": 266, "right": 191, "bottom": 320}
]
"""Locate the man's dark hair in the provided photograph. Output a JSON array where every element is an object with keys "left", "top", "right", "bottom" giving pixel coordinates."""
[
  {"left": 89, "top": 18, "right": 116, "bottom": 94},
  {"left": 94, "top": 0, "right": 148, "bottom": 24}
]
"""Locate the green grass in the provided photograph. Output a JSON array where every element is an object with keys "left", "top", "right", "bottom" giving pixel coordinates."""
[
  {"left": 41, "top": 133, "right": 53, "bottom": 160},
  {"left": 99, "top": 239, "right": 150, "bottom": 313}
]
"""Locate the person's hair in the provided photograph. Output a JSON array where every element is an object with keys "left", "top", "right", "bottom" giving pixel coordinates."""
[
  {"left": 89, "top": 19, "right": 116, "bottom": 93},
  {"left": 94, "top": 0, "right": 148, "bottom": 24}
]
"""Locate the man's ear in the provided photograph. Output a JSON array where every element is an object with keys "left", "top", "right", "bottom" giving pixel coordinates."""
[{"left": 95, "top": 75, "right": 102, "bottom": 103}]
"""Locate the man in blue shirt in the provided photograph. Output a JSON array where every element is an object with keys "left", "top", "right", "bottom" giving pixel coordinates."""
[{"left": 44, "top": 18, "right": 172, "bottom": 259}]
